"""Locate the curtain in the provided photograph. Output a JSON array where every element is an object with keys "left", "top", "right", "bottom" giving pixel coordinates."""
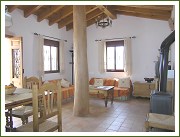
[
  {"left": 59, "top": 40, "right": 65, "bottom": 73},
  {"left": 33, "top": 34, "right": 44, "bottom": 77},
  {"left": 123, "top": 38, "right": 132, "bottom": 76},
  {"left": 98, "top": 40, "right": 106, "bottom": 73}
]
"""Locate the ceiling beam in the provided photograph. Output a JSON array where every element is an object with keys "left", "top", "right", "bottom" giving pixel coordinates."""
[
  {"left": 66, "top": 22, "right": 73, "bottom": 31},
  {"left": 7, "top": 5, "right": 19, "bottom": 12},
  {"left": 115, "top": 6, "right": 171, "bottom": 17},
  {"left": 86, "top": 5, "right": 98, "bottom": 14},
  {"left": 49, "top": 6, "right": 73, "bottom": 26},
  {"left": 66, "top": 9, "right": 103, "bottom": 31},
  {"left": 117, "top": 11, "right": 170, "bottom": 21},
  {"left": 123, "top": 5, "right": 173, "bottom": 11},
  {"left": 86, "top": 9, "right": 102, "bottom": 21},
  {"left": 87, "top": 13, "right": 104, "bottom": 27},
  {"left": 59, "top": 6, "right": 99, "bottom": 29},
  {"left": 24, "top": 5, "right": 43, "bottom": 18},
  {"left": 96, "top": 5, "right": 117, "bottom": 19},
  {"left": 58, "top": 14, "right": 73, "bottom": 29},
  {"left": 37, "top": 5, "right": 64, "bottom": 22}
]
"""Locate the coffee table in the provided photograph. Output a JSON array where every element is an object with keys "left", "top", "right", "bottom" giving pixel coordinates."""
[{"left": 89, "top": 85, "right": 114, "bottom": 107}]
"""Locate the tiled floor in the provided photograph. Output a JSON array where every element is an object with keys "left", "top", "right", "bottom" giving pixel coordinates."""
[{"left": 12, "top": 97, "right": 150, "bottom": 132}]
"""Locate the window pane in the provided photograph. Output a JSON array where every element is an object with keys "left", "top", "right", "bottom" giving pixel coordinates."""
[
  {"left": 43, "top": 46, "right": 50, "bottom": 71},
  {"left": 51, "top": 46, "right": 58, "bottom": 71},
  {"left": 107, "top": 47, "right": 115, "bottom": 70},
  {"left": 116, "top": 46, "right": 124, "bottom": 70}
]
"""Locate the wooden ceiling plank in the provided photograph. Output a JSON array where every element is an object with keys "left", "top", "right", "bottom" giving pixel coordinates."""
[
  {"left": 49, "top": 6, "right": 73, "bottom": 26},
  {"left": 24, "top": 5, "right": 43, "bottom": 18},
  {"left": 58, "top": 15, "right": 73, "bottom": 28},
  {"left": 115, "top": 6, "right": 171, "bottom": 17},
  {"left": 117, "top": 11, "right": 170, "bottom": 21},
  {"left": 87, "top": 13, "right": 104, "bottom": 27},
  {"left": 96, "top": 5, "right": 117, "bottom": 19},
  {"left": 37, "top": 5, "right": 64, "bottom": 22},
  {"left": 86, "top": 9, "right": 103, "bottom": 21},
  {"left": 86, "top": 5, "right": 98, "bottom": 14},
  {"left": 66, "top": 11, "right": 104, "bottom": 31},
  {"left": 7, "top": 5, "right": 19, "bottom": 13},
  {"left": 122, "top": 5, "right": 173, "bottom": 11},
  {"left": 66, "top": 23, "right": 73, "bottom": 31},
  {"left": 59, "top": 6, "right": 99, "bottom": 29}
]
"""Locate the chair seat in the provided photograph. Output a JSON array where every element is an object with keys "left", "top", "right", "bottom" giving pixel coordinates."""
[
  {"left": 12, "top": 106, "right": 33, "bottom": 117},
  {"left": 145, "top": 113, "right": 175, "bottom": 131},
  {"left": 16, "top": 120, "right": 58, "bottom": 132}
]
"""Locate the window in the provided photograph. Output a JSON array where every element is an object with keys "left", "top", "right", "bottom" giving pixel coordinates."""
[
  {"left": 43, "top": 39, "right": 59, "bottom": 73},
  {"left": 106, "top": 40, "right": 124, "bottom": 72}
]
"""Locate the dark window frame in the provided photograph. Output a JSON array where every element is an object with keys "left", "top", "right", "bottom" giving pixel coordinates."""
[
  {"left": 106, "top": 40, "right": 124, "bottom": 72},
  {"left": 44, "top": 39, "right": 60, "bottom": 74}
]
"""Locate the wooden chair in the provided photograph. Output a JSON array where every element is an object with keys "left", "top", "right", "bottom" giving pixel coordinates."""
[
  {"left": 11, "top": 76, "right": 42, "bottom": 125},
  {"left": 16, "top": 81, "right": 62, "bottom": 132}
]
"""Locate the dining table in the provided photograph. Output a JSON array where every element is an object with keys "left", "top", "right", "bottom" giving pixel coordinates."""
[{"left": 5, "top": 88, "right": 33, "bottom": 131}]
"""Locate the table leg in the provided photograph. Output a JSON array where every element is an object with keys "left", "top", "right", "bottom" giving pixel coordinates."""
[
  {"left": 105, "top": 96, "right": 108, "bottom": 107},
  {"left": 5, "top": 109, "right": 14, "bottom": 132},
  {"left": 111, "top": 88, "right": 114, "bottom": 104},
  {"left": 104, "top": 91, "right": 109, "bottom": 107}
]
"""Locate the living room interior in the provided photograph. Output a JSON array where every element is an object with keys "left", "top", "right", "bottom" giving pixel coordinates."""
[{"left": 2, "top": 1, "right": 178, "bottom": 136}]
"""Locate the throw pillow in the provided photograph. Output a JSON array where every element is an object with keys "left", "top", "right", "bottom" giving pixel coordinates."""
[
  {"left": 94, "top": 79, "right": 104, "bottom": 87},
  {"left": 118, "top": 77, "right": 130, "bottom": 88},
  {"left": 61, "top": 78, "right": 70, "bottom": 88}
]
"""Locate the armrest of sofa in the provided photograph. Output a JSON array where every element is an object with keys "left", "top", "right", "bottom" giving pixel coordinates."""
[{"left": 48, "top": 79, "right": 74, "bottom": 100}]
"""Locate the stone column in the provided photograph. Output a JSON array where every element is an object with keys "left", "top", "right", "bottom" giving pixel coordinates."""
[{"left": 73, "top": 5, "right": 89, "bottom": 116}]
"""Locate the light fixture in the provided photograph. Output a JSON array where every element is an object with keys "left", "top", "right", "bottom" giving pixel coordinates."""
[
  {"left": 95, "top": 14, "right": 112, "bottom": 28},
  {"left": 5, "top": 6, "right": 13, "bottom": 27}
]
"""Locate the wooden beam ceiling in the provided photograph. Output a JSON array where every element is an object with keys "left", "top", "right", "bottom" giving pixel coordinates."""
[
  {"left": 49, "top": 6, "right": 73, "bottom": 26},
  {"left": 6, "top": 5, "right": 173, "bottom": 31},
  {"left": 24, "top": 5, "right": 43, "bottom": 18},
  {"left": 96, "top": 5, "right": 117, "bottom": 19},
  {"left": 7, "top": 5, "right": 19, "bottom": 12},
  {"left": 114, "top": 6, "right": 171, "bottom": 20},
  {"left": 37, "top": 5, "right": 64, "bottom": 22}
]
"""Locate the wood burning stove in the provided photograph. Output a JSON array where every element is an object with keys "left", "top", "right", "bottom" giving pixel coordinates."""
[{"left": 150, "top": 30, "right": 175, "bottom": 115}]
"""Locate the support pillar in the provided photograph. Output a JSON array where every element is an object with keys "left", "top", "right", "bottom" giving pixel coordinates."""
[{"left": 73, "top": 5, "right": 89, "bottom": 116}]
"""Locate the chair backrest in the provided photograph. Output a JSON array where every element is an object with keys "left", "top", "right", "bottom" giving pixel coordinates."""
[
  {"left": 23, "top": 76, "right": 42, "bottom": 89},
  {"left": 32, "top": 81, "right": 62, "bottom": 132}
]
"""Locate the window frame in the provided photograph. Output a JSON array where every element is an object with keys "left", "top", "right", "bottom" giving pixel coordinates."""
[
  {"left": 43, "top": 39, "right": 60, "bottom": 74},
  {"left": 106, "top": 40, "right": 124, "bottom": 72}
]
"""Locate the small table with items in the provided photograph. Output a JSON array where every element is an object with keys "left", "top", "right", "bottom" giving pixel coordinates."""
[{"left": 89, "top": 85, "right": 114, "bottom": 107}]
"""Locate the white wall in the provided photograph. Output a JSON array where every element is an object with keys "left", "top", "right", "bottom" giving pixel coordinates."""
[
  {"left": 6, "top": 9, "right": 73, "bottom": 82},
  {"left": 6, "top": 9, "right": 175, "bottom": 83},
  {"left": 87, "top": 15, "right": 173, "bottom": 82}
]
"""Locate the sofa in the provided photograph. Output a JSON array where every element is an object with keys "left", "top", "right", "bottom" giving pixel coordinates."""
[
  {"left": 47, "top": 77, "right": 132, "bottom": 101},
  {"left": 89, "top": 77, "right": 133, "bottom": 101},
  {"left": 48, "top": 79, "right": 74, "bottom": 101}
]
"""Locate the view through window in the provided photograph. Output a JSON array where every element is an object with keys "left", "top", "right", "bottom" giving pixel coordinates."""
[
  {"left": 43, "top": 39, "right": 60, "bottom": 73},
  {"left": 106, "top": 40, "right": 124, "bottom": 72}
]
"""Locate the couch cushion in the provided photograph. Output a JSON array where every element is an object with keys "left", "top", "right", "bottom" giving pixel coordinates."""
[
  {"left": 118, "top": 77, "right": 130, "bottom": 88},
  {"left": 104, "top": 79, "right": 115, "bottom": 86},
  {"left": 61, "top": 78, "right": 70, "bottom": 88},
  {"left": 94, "top": 78, "right": 104, "bottom": 86},
  {"left": 48, "top": 79, "right": 61, "bottom": 84}
]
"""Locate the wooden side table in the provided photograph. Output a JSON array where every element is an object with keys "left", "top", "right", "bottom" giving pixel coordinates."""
[{"left": 133, "top": 82, "right": 155, "bottom": 98}]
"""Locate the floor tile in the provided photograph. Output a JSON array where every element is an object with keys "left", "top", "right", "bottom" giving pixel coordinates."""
[{"left": 9, "top": 97, "right": 152, "bottom": 132}]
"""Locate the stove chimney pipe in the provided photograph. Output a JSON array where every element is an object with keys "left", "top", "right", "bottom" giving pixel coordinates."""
[{"left": 159, "top": 30, "right": 175, "bottom": 92}]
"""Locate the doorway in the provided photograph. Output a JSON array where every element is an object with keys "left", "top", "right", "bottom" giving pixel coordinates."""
[{"left": 2, "top": 37, "right": 23, "bottom": 88}]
